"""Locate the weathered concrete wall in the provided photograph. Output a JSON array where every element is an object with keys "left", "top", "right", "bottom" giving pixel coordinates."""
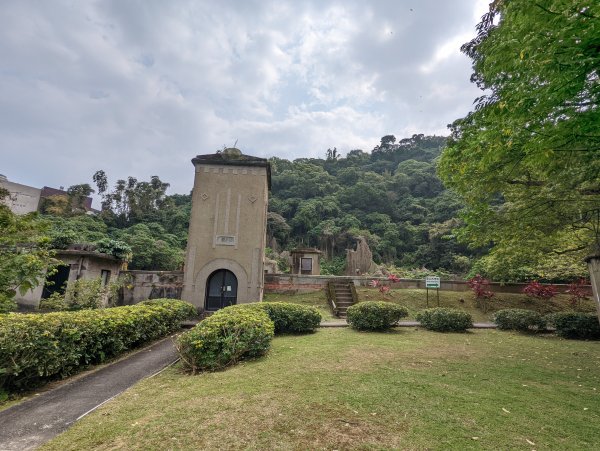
[
  {"left": 0, "top": 176, "right": 42, "bottom": 215},
  {"left": 264, "top": 274, "right": 593, "bottom": 295},
  {"left": 119, "top": 270, "right": 184, "bottom": 305},
  {"left": 16, "top": 250, "right": 122, "bottom": 308}
]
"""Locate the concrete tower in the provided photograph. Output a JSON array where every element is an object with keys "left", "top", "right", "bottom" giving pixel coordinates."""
[{"left": 182, "top": 148, "right": 271, "bottom": 311}]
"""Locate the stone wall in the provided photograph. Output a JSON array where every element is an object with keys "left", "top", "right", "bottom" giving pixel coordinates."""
[
  {"left": 116, "top": 271, "right": 593, "bottom": 304},
  {"left": 264, "top": 274, "right": 593, "bottom": 296},
  {"left": 119, "top": 270, "right": 184, "bottom": 305}
]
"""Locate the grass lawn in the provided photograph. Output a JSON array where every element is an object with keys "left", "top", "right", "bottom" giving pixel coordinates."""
[
  {"left": 42, "top": 328, "right": 600, "bottom": 450},
  {"left": 265, "top": 288, "right": 596, "bottom": 323}
]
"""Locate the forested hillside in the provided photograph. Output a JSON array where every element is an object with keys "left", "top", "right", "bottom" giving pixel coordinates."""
[
  {"left": 37, "top": 133, "right": 587, "bottom": 281},
  {"left": 268, "top": 134, "right": 475, "bottom": 275},
  {"left": 38, "top": 134, "right": 475, "bottom": 276}
]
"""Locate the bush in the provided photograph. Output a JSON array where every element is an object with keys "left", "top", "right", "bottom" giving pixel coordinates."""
[
  {"left": 38, "top": 292, "right": 68, "bottom": 311},
  {"left": 523, "top": 280, "right": 558, "bottom": 300},
  {"left": 177, "top": 306, "right": 274, "bottom": 373},
  {"left": 346, "top": 301, "right": 409, "bottom": 331},
  {"left": 252, "top": 302, "right": 321, "bottom": 333},
  {"left": 416, "top": 308, "right": 473, "bottom": 332},
  {"left": 494, "top": 309, "right": 545, "bottom": 332},
  {"left": 0, "top": 294, "right": 17, "bottom": 314},
  {"left": 546, "top": 312, "right": 600, "bottom": 340},
  {"left": 0, "top": 299, "right": 196, "bottom": 391}
]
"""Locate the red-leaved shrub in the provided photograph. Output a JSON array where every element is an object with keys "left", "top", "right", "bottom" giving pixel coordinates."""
[{"left": 523, "top": 280, "right": 558, "bottom": 300}]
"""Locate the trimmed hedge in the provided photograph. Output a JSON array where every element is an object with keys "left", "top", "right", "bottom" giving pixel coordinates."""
[
  {"left": 177, "top": 306, "right": 274, "bottom": 372},
  {"left": 416, "top": 308, "right": 473, "bottom": 332},
  {"left": 346, "top": 301, "right": 409, "bottom": 331},
  {"left": 494, "top": 309, "right": 545, "bottom": 332},
  {"left": 241, "top": 302, "right": 322, "bottom": 333},
  {"left": 546, "top": 312, "right": 600, "bottom": 340},
  {"left": 0, "top": 299, "right": 197, "bottom": 391}
]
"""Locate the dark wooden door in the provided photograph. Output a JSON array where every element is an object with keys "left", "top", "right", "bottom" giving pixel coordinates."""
[{"left": 205, "top": 269, "right": 238, "bottom": 311}]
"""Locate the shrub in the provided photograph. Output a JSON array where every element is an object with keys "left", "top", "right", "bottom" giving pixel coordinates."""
[
  {"left": 346, "top": 301, "right": 409, "bottom": 331},
  {"left": 0, "top": 299, "right": 196, "bottom": 391},
  {"left": 226, "top": 302, "right": 321, "bottom": 334},
  {"left": 255, "top": 302, "right": 321, "bottom": 333},
  {"left": 467, "top": 274, "right": 494, "bottom": 299},
  {"left": 38, "top": 292, "right": 68, "bottom": 311},
  {"left": 177, "top": 306, "right": 274, "bottom": 373},
  {"left": 565, "top": 279, "right": 590, "bottom": 307},
  {"left": 494, "top": 309, "right": 545, "bottom": 332},
  {"left": 523, "top": 280, "right": 558, "bottom": 300},
  {"left": 0, "top": 293, "right": 17, "bottom": 314},
  {"left": 416, "top": 308, "right": 473, "bottom": 332},
  {"left": 467, "top": 274, "right": 494, "bottom": 312},
  {"left": 546, "top": 312, "right": 600, "bottom": 340}
]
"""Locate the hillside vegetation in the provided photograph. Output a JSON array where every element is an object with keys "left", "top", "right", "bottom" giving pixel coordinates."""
[{"left": 37, "top": 133, "right": 587, "bottom": 282}]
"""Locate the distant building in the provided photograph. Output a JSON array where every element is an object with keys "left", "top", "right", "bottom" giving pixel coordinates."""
[
  {"left": 0, "top": 174, "right": 94, "bottom": 214},
  {"left": 16, "top": 244, "right": 124, "bottom": 309},
  {"left": 0, "top": 174, "right": 42, "bottom": 214},
  {"left": 291, "top": 248, "right": 322, "bottom": 275}
]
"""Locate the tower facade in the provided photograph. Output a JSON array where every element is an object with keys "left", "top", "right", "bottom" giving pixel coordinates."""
[{"left": 182, "top": 148, "right": 270, "bottom": 311}]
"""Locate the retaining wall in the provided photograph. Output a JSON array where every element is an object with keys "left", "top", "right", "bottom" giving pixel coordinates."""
[
  {"left": 264, "top": 274, "right": 592, "bottom": 295},
  {"left": 117, "top": 271, "right": 592, "bottom": 304}
]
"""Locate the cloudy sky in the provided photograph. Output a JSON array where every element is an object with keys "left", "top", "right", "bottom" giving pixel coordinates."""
[{"left": 1, "top": 0, "right": 488, "bottom": 198}]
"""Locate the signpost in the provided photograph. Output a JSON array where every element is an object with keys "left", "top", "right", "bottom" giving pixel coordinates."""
[{"left": 425, "top": 276, "right": 441, "bottom": 307}]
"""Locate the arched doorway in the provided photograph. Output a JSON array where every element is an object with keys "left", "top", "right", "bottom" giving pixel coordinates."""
[{"left": 205, "top": 269, "right": 238, "bottom": 311}]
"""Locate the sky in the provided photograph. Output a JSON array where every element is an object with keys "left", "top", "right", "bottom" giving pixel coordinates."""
[{"left": 0, "top": 0, "right": 489, "bottom": 198}]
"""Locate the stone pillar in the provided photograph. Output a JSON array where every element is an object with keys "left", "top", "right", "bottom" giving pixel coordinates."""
[
  {"left": 182, "top": 148, "right": 270, "bottom": 311},
  {"left": 585, "top": 255, "right": 600, "bottom": 324}
]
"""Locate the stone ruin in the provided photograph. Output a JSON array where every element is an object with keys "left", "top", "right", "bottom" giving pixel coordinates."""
[{"left": 345, "top": 236, "right": 377, "bottom": 276}]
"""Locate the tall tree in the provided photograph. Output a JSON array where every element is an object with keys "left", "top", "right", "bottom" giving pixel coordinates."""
[
  {"left": 0, "top": 188, "right": 56, "bottom": 311},
  {"left": 439, "top": 1, "right": 600, "bottom": 315}
]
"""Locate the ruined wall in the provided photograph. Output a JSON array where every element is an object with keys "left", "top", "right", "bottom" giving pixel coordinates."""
[
  {"left": 263, "top": 274, "right": 592, "bottom": 296},
  {"left": 119, "top": 270, "right": 184, "bottom": 305},
  {"left": 345, "top": 237, "right": 376, "bottom": 276}
]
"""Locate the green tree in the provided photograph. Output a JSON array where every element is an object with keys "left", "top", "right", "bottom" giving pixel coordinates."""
[
  {"left": 439, "top": 1, "right": 599, "bottom": 294},
  {"left": 93, "top": 171, "right": 170, "bottom": 226},
  {"left": 113, "top": 223, "right": 183, "bottom": 270},
  {"left": 0, "top": 188, "right": 56, "bottom": 312}
]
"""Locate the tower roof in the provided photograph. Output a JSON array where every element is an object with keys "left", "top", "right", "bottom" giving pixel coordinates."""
[{"left": 192, "top": 150, "right": 271, "bottom": 189}]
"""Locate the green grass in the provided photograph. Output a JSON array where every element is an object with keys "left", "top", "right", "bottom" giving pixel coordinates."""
[
  {"left": 42, "top": 328, "right": 600, "bottom": 450},
  {"left": 265, "top": 288, "right": 596, "bottom": 323}
]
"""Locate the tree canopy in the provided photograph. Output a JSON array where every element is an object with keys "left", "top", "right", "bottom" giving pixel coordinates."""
[
  {"left": 439, "top": 0, "right": 600, "bottom": 280},
  {"left": 0, "top": 188, "right": 56, "bottom": 311}
]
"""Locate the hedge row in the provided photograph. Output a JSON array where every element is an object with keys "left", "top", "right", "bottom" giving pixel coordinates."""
[
  {"left": 177, "top": 302, "right": 321, "bottom": 373},
  {"left": 493, "top": 309, "right": 600, "bottom": 339},
  {"left": 0, "top": 299, "right": 197, "bottom": 391},
  {"left": 241, "top": 302, "right": 322, "bottom": 334},
  {"left": 494, "top": 309, "right": 546, "bottom": 332},
  {"left": 346, "top": 302, "right": 408, "bottom": 331},
  {"left": 416, "top": 308, "right": 473, "bottom": 332},
  {"left": 177, "top": 306, "right": 274, "bottom": 373},
  {"left": 545, "top": 312, "right": 600, "bottom": 339}
]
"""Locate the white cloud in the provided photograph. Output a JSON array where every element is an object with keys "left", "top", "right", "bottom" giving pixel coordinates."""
[{"left": 0, "top": 0, "right": 488, "bottom": 196}]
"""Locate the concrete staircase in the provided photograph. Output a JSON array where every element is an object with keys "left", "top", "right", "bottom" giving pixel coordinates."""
[{"left": 327, "top": 281, "right": 357, "bottom": 318}]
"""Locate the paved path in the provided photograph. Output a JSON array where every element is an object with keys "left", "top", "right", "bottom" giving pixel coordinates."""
[
  {"left": 320, "top": 320, "right": 497, "bottom": 328},
  {"left": 0, "top": 337, "right": 178, "bottom": 451}
]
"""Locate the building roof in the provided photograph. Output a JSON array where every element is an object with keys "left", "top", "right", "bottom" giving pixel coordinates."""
[
  {"left": 192, "top": 149, "right": 271, "bottom": 189},
  {"left": 291, "top": 248, "right": 322, "bottom": 254}
]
